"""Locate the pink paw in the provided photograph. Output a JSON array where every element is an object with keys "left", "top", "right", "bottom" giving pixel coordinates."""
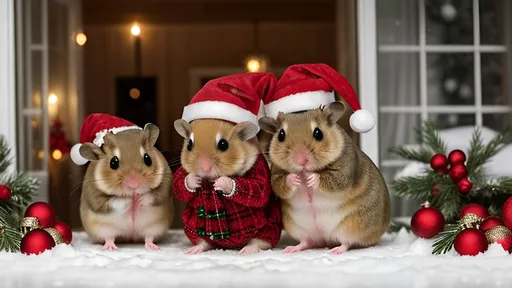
[
  {"left": 145, "top": 242, "right": 160, "bottom": 251},
  {"left": 330, "top": 245, "right": 349, "bottom": 255},
  {"left": 184, "top": 245, "right": 205, "bottom": 254},
  {"left": 103, "top": 241, "right": 118, "bottom": 251},
  {"left": 283, "top": 245, "right": 304, "bottom": 254},
  {"left": 306, "top": 173, "right": 320, "bottom": 189},
  {"left": 286, "top": 173, "right": 302, "bottom": 189}
]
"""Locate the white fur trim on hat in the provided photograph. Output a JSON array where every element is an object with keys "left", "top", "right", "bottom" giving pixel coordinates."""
[
  {"left": 70, "top": 143, "right": 88, "bottom": 165},
  {"left": 257, "top": 100, "right": 265, "bottom": 119},
  {"left": 182, "top": 100, "right": 259, "bottom": 129},
  {"left": 92, "top": 125, "right": 141, "bottom": 147},
  {"left": 264, "top": 90, "right": 335, "bottom": 118},
  {"left": 350, "top": 109, "right": 375, "bottom": 133}
]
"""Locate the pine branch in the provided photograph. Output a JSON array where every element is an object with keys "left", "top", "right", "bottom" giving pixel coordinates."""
[
  {"left": 466, "top": 127, "right": 511, "bottom": 172},
  {"left": 0, "top": 227, "right": 22, "bottom": 253},
  {"left": 389, "top": 146, "right": 433, "bottom": 163},
  {"left": 387, "top": 220, "right": 411, "bottom": 233},
  {"left": 0, "top": 137, "right": 12, "bottom": 175},
  {"left": 392, "top": 174, "right": 435, "bottom": 200},
  {"left": 418, "top": 121, "right": 447, "bottom": 154},
  {"left": 432, "top": 223, "right": 460, "bottom": 255}
]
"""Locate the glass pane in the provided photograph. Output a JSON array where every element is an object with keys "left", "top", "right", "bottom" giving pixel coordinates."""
[
  {"left": 29, "top": 0, "right": 42, "bottom": 45},
  {"left": 378, "top": 53, "right": 420, "bottom": 106},
  {"left": 49, "top": 50, "right": 68, "bottom": 120},
  {"left": 48, "top": 0, "right": 68, "bottom": 50},
  {"left": 428, "top": 113, "right": 475, "bottom": 129},
  {"left": 379, "top": 113, "right": 422, "bottom": 161},
  {"left": 28, "top": 51, "right": 43, "bottom": 109},
  {"left": 24, "top": 115, "right": 44, "bottom": 171},
  {"left": 480, "top": 0, "right": 506, "bottom": 45},
  {"left": 427, "top": 53, "right": 474, "bottom": 105},
  {"left": 426, "top": 0, "right": 473, "bottom": 45},
  {"left": 376, "top": 0, "right": 419, "bottom": 45},
  {"left": 483, "top": 113, "right": 511, "bottom": 132},
  {"left": 381, "top": 167, "right": 420, "bottom": 218},
  {"left": 482, "top": 53, "right": 508, "bottom": 105}
]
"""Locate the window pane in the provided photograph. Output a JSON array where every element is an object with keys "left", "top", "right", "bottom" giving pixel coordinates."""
[
  {"left": 427, "top": 53, "right": 474, "bottom": 105},
  {"left": 381, "top": 167, "right": 421, "bottom": 217},
  {"left": 377, "top": 0, "right": 419, "bottom": 45},
  {"left": 48, "top": 0, "right": 68, "bottom": 50},
  {"left": 426, "top": 0, "right": 473, "bottom": 45},
  {"left": 28, "top": 51, "right": 43, "bottom": 109},
  {"left": 480, "top": 0, "right": 506, "bottom": 45},
  {"left": 482, "top": 53, "right": 508, "bottom": 105},
  {"left": 24, "top": 115, "right": 44, "bottom": 171},
  {"left": 483, "top": 113, "right": 511, "bottom": 131},
  {"left": 379, "top": 113, "right": 422, "bottom": 161},
  {"left": 378, "top": 53, "right": 420, "bottom": 106},
  {"left": 428, "top": 113, "right": 475, "bottom": 129},
  {"left": 29, "top": 0, "right": 42, "bottom": 45}
]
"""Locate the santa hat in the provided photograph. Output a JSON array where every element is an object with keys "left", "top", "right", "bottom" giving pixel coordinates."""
[
  {"left": 181, "top": 72, "right": 277, "bottom": 129},
  {"left": 263, "top": 63, "right": 375, "bottom": 133},
  {"left": 70, "top": 113, "right": 141, "bottom": 165}
]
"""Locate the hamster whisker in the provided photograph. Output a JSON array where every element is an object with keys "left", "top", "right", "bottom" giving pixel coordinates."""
[{"left": 69, "top": 178, "right": 115, "bottom": 195}]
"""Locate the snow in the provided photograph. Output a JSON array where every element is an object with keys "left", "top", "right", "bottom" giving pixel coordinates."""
[
  {"left": 395, "top": 126, "right": 512, "bottom": 179},
  {"left": 2, "top": 229, "right": 512, "bottom": 288}
]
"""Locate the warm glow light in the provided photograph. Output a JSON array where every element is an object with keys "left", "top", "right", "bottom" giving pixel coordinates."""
[
  {"left": 37, "top": 150, "right": 44, "bottom": 159},
  {"left": 245, "top": 55, "right": 268, "bottom": 73},
  {"left": 48, "top": 93, "right": 58, "bottom": 104},
  {"left": 246, "top": 59, "right": 261, "bottom": 73},
  {"left": 129, "top": 88, "right": 140, "bottom": 99},
  {"left": 131, "top": 24, "right": 141, "bottom": 36},
  {"left": 76, "top": 33, "right": 87, "bottom": 46},
  {"left": 52, "top": 149, "right": 62, "bottom": 160}
]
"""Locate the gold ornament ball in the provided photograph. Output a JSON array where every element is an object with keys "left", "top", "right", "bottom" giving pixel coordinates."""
[
  {"left": 44, "top": 227, "right": 65, "bottom": 245},
  {"left": 19, "top": 217, "right": 42, "bottom": 235}
]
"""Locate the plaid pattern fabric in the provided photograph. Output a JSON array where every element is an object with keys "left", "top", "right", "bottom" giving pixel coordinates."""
[{"left": 173, "top": 155, "right": 282, "bottom": 249}]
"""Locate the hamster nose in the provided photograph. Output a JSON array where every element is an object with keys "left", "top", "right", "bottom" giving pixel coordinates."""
[
  {"left": 293, "top": 148, "right": 309, "bottom": 166},
  {"left": 198, "top": 157, "right": 213, "bottom": 173},
  {"left": 123, "top": 176, "right": 141, "bottom": 190}
]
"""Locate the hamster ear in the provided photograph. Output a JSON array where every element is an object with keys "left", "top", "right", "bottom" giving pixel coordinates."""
[
  {"left": 174, "top": 119, "right": 192, "bottom": 139},
  {"left": 258, "top": 117, "right": 278, "bottom": 134},
  {"left": 233, "top": 122, "right": 259, "bottom": 142},
  {"left": 324, "top": 101, "right": 346, "bottom": 125},
  {"left": 143, "top": 123, "right": 160, "bottom": 147},
  {"left": 276, "top": 112, "right": 286, "bottom": 123},
  {"left": 79, "top": 143, "right": 104, "bottom": 161}
]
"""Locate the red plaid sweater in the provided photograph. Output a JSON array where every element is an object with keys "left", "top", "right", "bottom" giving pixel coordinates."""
[{"left": 173, "top": 155, "right": 282, "bottom": 249}]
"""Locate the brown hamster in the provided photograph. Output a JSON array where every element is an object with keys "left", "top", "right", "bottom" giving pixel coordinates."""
[
  {"left": 79, "top": 124, "right": 173, "bottom": 251},
  {"left": 258, "top": 101, "right": 391, "bottom": 254},
  {"left": 173, "top": 118, "right": 282, "bottom": 255}
]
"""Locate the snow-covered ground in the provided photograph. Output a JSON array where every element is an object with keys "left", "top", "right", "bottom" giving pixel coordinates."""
[{"left": 1, "top": 229, "right": 512, "bottom": 288}]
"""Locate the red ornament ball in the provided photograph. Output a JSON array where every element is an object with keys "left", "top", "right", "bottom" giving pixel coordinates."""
[
  {"left": 411, "top": 203, "right": 445, "bottom": 239},
  {"left": 448, "top": 149, "right": 466, "bottom": 165},
  {"left": 454, "top": 228, "right": 488, "bottom": 256},
  {"left": 501, "top": 196, "right": 512, "bottom": 231},
  {"left": 485, "top": 225, "right": 512, "bottom": 252},
  {"left": 459, "top": 203, "right": 489, "bottom": 219},
  {"left": 480, "top": 216, "right": 504, "bottom": 232},
  {"left": 0, "top": 185, "right": 12, "bottom": 201},
  {"left": 457, "top": 178, "right": 473, "bottom": 195},
  {"left": 53, "top": 221, "right": 72, "bottom": 244},
  {"left": 20, "top": 228, "right": 56, "bottom": 255},
  {"left": 24, "top": 202, "right": 56, "bottom": 228},
  {"left": 449, "top": 164, "right": 468, "bottom": 182},
  {"left": 430, "top": 154, "right": 449, "bottom": 174}
]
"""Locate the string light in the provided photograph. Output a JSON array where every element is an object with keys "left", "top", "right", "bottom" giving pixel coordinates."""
[
  {"left": 52, "top": 149, "right": 62, "bottom": 160},
  {"left": 48, "top": 93, "right": 58, "bottom": 104},
  {"left": 75, "top": 33, "right": 87, "bottom": 46},
  {"left": 129, "top": 88, "right": 140, "bottom": 99},
  {"left": 245, "top": 55, "right": 268, "bottom": 73}
]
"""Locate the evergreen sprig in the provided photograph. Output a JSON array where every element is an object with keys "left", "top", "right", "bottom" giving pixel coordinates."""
[
  {"left": 0, "top": 136, "right": 38, "bottom": 252},
  {"left": 390, "top": 121, "right": 512, "bottom": 254},
  {"left": 432, "top": 223, "right": 460, "bottom": 255}
]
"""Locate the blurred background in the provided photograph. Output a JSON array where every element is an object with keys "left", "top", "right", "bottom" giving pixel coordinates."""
[{"left": 8, "top": 0, "right": 511, "bottom": 229}]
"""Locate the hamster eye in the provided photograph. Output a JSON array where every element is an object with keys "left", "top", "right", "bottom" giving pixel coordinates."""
[
  {"left": 217, "top": 139, "right": 229, "bottom": 152},
  {"left": 278, "top": 129, "right": 286, "bottom": 142},
  {"left": 187, "top": 139, "right": 193, "bottom": 151},
  {"left": 313, "top": 128, "right": 323, "bottom": 141},
  {"left": 143, "top": 153, "right": 152, "bottom": 166},
  {"left": 110, "top": 156, "right": 119, "bottom": 170}
]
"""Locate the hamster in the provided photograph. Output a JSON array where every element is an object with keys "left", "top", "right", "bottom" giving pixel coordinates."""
[
  {"left": 173, "top": 119, "right": 282, "bottom": 255},
  {"left": 79, "top": 123, "right": 173, "bottom": 251},
  {"left": 258, "top": 101, "right": 391, "bottom": 254}
]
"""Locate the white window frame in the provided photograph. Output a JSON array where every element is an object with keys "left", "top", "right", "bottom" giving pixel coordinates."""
[
  {"left": 357, "top": 0, "right": 511, "bottom": 169},
  {"left": 0, "top": 0, "right": 17, "bottom": 171}
]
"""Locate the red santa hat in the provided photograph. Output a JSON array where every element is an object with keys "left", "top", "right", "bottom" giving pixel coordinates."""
[
  {"left": 70, "top": 113, "right": 141, "bottom": 165},
  {"left": 263, "top": 63, "right": 375, "bottom": 133},
  {"left": 181, "top": 72, "right": 277, "bottom": 129}
]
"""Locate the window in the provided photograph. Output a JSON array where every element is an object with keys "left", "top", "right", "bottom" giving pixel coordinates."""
[{"left": 358, "top": 0, "right": 511, "bottom": 216}]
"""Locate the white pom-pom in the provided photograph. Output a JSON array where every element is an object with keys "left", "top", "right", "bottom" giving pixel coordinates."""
[
  {"left": 349, "top": 109, "right": 375, "bottom": 133},
  {"left": 70, "top": 143, "right": 88, "bottom": 165}
]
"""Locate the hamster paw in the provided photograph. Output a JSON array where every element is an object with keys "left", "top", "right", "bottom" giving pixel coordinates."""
[
  {"left": 184, "top": 245, "right": 206, "bottom": 255},
  {"left": 286, "top": 173, "right": 302, "bottom": 188},
  {"left": 283, "top": 240, "right": 315, "bottom": 253},
  {"left": 239, "top": 244, "right": 261, "bottom": 255},
  {"left": 306, "top": 173, "right": 320, "bottom": 190},
  {"left": 145, "top": 236, "right": 160, "bottom": 251},
  {"left": 103, "top": 239, "right": 118, "bottom": 251},
  {"left": 329, "top": 244, "right": 350, "bottom": 255}
]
